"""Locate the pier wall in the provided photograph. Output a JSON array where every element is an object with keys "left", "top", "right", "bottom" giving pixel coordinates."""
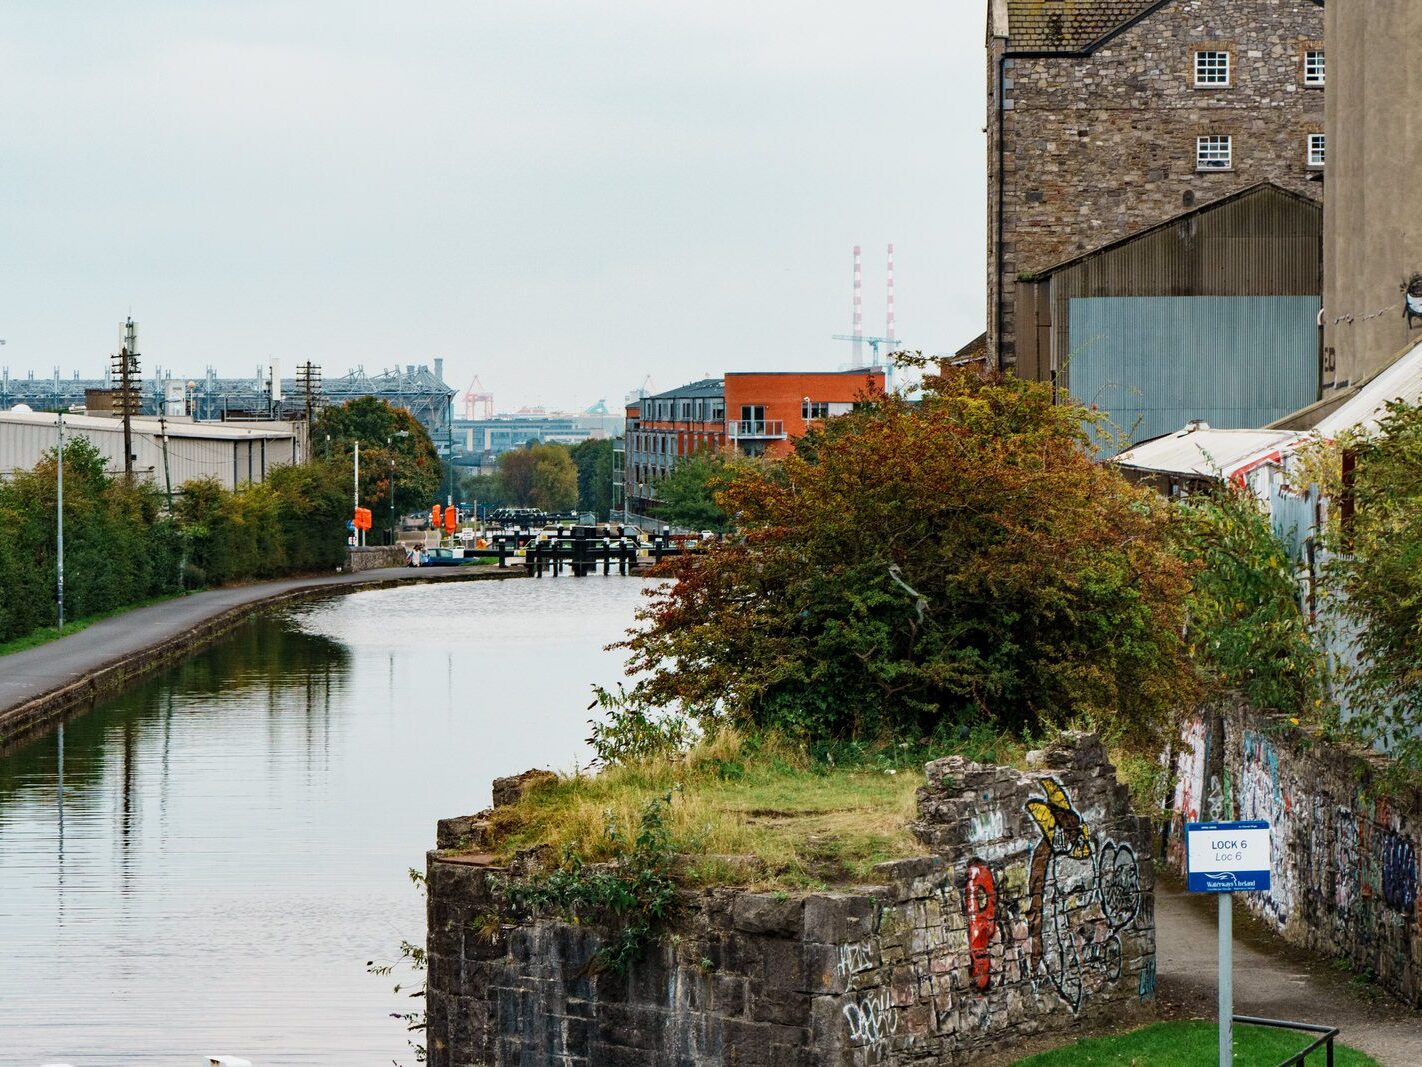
[
  {"left": 345, "top": 545, "right": 407, "bottom": 572},
  {"left": 426, "top": 733, "right": 1155, "bottom": 1066}
]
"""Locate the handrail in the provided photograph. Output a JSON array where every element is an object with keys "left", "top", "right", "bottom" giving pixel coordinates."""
[
  {"left": 1233, "top": 1014, "right": 1339, "bottom": 1067},
  {"left": 727, "top": 419, "right": 787, "bottom": 438}
]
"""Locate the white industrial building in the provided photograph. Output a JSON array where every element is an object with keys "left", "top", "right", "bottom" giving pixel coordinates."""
[{"left": 0, "top": 410, "right": 304, "bottom": 491}]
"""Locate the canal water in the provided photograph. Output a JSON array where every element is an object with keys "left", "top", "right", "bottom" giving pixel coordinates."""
[{"left": 0, "top": 577, "right": 650, "bottom": 1065}]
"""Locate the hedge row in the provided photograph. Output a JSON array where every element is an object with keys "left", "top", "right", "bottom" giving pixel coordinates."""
[{"left": 0, "top": 437, "right": 351, "bottom": 645}]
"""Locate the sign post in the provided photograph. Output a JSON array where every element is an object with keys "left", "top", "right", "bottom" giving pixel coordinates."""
[{"left": 1185, "top": 819, "right": 1272, "bottom": 1066}]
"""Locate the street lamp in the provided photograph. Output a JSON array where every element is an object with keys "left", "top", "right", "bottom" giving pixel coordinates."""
[
  {"left": 388, "top": 430, "right": 410, "bottom": 546},
  {"left": 56, "top": 413, "right": 65, "bottom": 629}
]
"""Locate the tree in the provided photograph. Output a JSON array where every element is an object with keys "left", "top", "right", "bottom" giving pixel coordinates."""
[
  {"left": 617, "top": 370, "right": 1195, "bottom": 747},
  {"left": 654, "top": 449, "right": 744, "bottom": 533},
  {"left": 496, "top": 442, "right": 578, "bottom": 513},
  {"left": 570, "top": 439, "right": 615, "bottom": 520},
  {"left": 312, "top": 397, "right": 441, "bottom": 515},
  {"left": 1327, "top": 399, "right": 1422, "bottom": 764},
  {"left": 1176, "top": 487, "right": 1323, "bottom": 717}
]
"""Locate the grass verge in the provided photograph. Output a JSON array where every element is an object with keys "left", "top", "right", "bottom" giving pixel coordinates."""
[
  {"left": 480, "top": 728, "right": 1025, "bottom": 889},
  {"left": 1011, "top": 1020, "right": 1379, "bottom": 1066},
  {"left": 0, "top": 592, "right": 186, "bottom": 658}
]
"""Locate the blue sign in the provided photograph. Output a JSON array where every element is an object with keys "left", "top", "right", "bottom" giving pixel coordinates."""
[{"left": 1185, "top": 820, "right": 1272, "bottom": 893}]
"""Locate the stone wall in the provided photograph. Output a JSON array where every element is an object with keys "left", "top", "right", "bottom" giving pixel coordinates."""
[
  {"left": 345, "top": 545, "right": 407, "bottom": 572},
  {"left": 1168, "top": 700, "right": 1422, "bottom": 1004},
  {"left": 425, "top": 733, "right": 1154, "bottom": 1066},
  {"left": 989, "top": 0, "right": 1324, "bottom": 369}
]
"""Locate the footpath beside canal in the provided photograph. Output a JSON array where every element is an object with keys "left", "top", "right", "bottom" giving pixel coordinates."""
[{"left": 0, "top": 564, "right": 523, "bottom": 745}]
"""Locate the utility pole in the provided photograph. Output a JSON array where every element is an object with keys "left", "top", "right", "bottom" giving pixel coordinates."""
[
  {"left": 113, "top": 319, "right": 140, "bottom": 481},
  {"left": 158, "top": 415, "right": 174, "bottom": 512},
  {"left": 296, "top": 362, "right": 321, "bottom": 460},
  {"left": 56, "top": 414, "right": 65, "bottom": 629}
]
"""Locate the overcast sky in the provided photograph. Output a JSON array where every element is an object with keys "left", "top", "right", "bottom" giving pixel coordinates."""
[{"left": 1, "top": 2, "right": 987, "bottom": 412}]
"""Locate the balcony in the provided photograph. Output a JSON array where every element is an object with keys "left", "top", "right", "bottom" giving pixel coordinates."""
[{"left": 727, "top": 420, "right": 787, "bottom": 440}]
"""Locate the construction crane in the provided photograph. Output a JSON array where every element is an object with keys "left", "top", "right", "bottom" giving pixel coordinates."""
[
  {"left": 831, "top": 335, "right": 907, "bottom": 365},
  {"left": 462, "top": 376, "right": 494, "bottom": 420}
]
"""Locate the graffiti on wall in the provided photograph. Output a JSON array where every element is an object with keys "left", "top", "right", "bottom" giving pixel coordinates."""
[
  {"left": 1240, "top": 732, "right": 1294, "bottom": 925},
  {"left": 1171, "top": 709, "right": 1422, "bottom": 1009},
  {"left": 1380, "top": 830, "right": 1418, "bottom": 914},
  {"left": 1024, "top": 778, "right": 1142, "bottom": 1013},
  {"left": 965, "top": 860, "right": 997, "bottom": 991},
  {"left": 835, "top": 766, "right": 1152, "bottom": 1054}
]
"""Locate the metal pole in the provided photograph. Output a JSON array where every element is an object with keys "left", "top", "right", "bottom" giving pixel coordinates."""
[
  {"left": 159, "top": 415, "right": 174, "bottom": 512},
  {"left": 1219, "top": 893, "right": 1233, "bottom": 1066},
  {"left": 56, "top": 414, "right": 65, "bottom": 629},
  {"left": 354, "top": 440, "right": 362, "bottom": 548}
]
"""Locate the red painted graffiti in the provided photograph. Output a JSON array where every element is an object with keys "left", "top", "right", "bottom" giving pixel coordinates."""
[{"left": 966, "top": 859, "right": 997, "bottom": 991}]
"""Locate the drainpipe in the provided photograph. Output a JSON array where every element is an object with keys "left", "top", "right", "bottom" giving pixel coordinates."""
[{"left": 995, "top": 50, "right": 1008, "bottom": 374}]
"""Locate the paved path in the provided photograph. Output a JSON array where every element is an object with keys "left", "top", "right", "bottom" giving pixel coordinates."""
[
  {"left": 0, "top": 566, "right": 518, "bottom": 738},
  {"left": 1156, "top": 880, "right": 1422, "bottom": 1066},
  {"left": 981, "top": 877, "right": 1422, "bottom": 1066}
]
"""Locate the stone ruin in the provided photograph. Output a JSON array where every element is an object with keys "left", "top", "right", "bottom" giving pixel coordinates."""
[{"left": 424, "top": 733, "right": 1154, "bottom": 1065}]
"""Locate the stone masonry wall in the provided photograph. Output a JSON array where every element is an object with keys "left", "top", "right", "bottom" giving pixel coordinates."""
[
  {"left": 989, "top": 0, "right": 1324, "bottom": 369},
  {"left": 425, "top": 733, "right": 1154, "bottom": 1066},
  {"left": 345, "top": 545, "right": 407, "bottom": 572},
  {"left": 1168, "top": 700, "right": 1422, "bottom": 1005}
]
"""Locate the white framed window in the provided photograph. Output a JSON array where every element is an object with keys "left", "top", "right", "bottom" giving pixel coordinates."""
[
  {"left": 1196, "top": 135, "right": 1233, "bottom": 171},
  {"left": 1194, "top": 50, "right": 1230, "bottom": 87},
  {"left": 1307, "top": 133, "right": 1326, "bottom": 168},
  {"left": 1304, "top": 49, "right": 1325, "bottom": 87},
  {"left": 802, "top": 400, "right": 830, "bottom": 420}
]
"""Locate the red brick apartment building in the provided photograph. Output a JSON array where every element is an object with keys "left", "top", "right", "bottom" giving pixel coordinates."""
[{"left": 619, "top": 369, "right": 884, "bottom": 521}]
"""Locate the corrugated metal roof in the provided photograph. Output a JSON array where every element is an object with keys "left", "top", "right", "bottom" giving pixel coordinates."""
[
  {"left": 1005, "top": 0, "right": 1165, "bottom": 53},
  {"left": 1112, "top": 426, "right": 1308, "bottom": 480},
  {"left": 0, "top": 410, "right": 295, "bottom": 440},
  {"left": 1311, "top": 339, "right": 1422, "bottom": 437},
  {"left": 1032, "top": 183, "right": 1321, "bottom": 281}
]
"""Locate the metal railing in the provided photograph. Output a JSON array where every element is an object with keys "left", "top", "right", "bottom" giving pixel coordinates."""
[
  {"left": 1235, "top": 1015, "right": 1339, "bottom": 1066},
  {"left": 726, "top": 419, "right": 786, "bottom": 439}
]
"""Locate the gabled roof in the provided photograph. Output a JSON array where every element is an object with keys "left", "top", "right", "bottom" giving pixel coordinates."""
[
  {"left": 1112, "top": 426, "right": 1309, "bottom": 482},
  {"left": 1307, "top": 339, "right": 1422, "bottom": 438},
  {"left": 1000, "top": 0, "right": 1169, "bottom": 55},
  {"left": 1026, "top": 181, "right": 1321, "bottom": 280},
  {"left": 645, "top": 378, "right": 724, "bottom": 401}
]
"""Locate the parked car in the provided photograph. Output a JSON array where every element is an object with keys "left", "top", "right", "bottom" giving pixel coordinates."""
[{"left": 418, "top": 547, "right": 466, "bottom": 566}]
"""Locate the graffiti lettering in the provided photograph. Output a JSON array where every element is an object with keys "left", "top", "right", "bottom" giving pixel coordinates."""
[
  {"left": 1380, "top": 832, "right": 1418, "bottom": 914},
  {"left": 965, "top": 859, "right": 998, "bottom": 991},
  {"left": 836, "top": 941, "right": 877, "bottom": 987},
  {"left": 843, "top": 989, "right": 896, "bottom": 1048}
]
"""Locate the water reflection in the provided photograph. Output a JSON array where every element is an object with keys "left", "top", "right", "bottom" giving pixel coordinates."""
[{"left": 0, "top": 578, "right": 646, "bottom": 1065}]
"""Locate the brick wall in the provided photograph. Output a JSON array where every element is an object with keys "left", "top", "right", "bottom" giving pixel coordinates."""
[
  {"left": 724, "top": 370, "right": 885, "bottom": 459},
  {"left": 1168, "top": 700, "right": 1422, "bottom": 1005},
  {"left": 989, "top": 0, "right": 1324, "bottom": 370},
  {"left": 425, "top": 733, "right": 1154, "bottom": 1066}
]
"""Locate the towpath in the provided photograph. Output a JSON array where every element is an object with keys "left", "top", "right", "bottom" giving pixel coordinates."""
[
  {"left": 1155, "top": 879, "right": 1422, "bottom": 1066},
  {"left": 0, "top": 565, "right": 520, "bottom": 743},
  {"left": 984, "top": 876, "right": 1422, "bottom": 1066}
]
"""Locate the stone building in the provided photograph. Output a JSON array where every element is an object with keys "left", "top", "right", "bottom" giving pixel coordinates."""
[
  {"left": 1321, "top": 0, "right": 1422, "bottom": 399},
  {"left": 986, "top": 0, "right": 1326, "bottom": 372}
]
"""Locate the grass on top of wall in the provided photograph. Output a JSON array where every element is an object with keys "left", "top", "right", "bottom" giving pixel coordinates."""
[
  {"left": 1011, "top": 1020, "right": 1380, "bottom": 1066},
  {"left": 481, "top": 729, "right": 1027, "bottom": 890}
]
